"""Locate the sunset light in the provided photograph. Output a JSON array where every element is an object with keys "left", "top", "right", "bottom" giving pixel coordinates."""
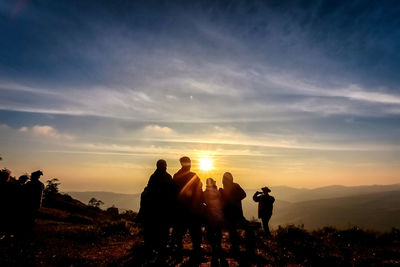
[
  {"left": 0, "top": 1, "right": 399, "bottom": 265},
  {"left": 199, "top": 157, "right": 213, "bottom": 171}
]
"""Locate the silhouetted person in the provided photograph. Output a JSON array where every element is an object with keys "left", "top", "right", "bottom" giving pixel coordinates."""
[
  {"left": 172, "top": 156, "right": 204, "bottom": 259},
  {"left": 204, "top": 178, "right": 225, "bottom": 265},
  {"left": 6, "top": 173, "right": 20, "bottom": 235},
  {"left": 0, "top": 169, "right": 12, "bottom": 234},
  {"left": 139, "top": 159, "right": 175, "bottom": 256},
  {"left": 253, "top": 187, "right": 275, "bottom": 237},
  {"left": 16, "top": 174, "right": 30, "bottom": 234},
  {"left": 17, "top": 174, "right": 29, "bottom": 185},
  {"left": 25, "top": 170, "right": 44, "bottom": 228},
  {"left": 220, "top": 172, "right": 254, "bottom": 255}
]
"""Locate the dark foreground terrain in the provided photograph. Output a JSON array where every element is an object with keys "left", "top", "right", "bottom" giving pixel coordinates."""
[{"left": 1, "top": 194, "right": 400, "bottom": 267}]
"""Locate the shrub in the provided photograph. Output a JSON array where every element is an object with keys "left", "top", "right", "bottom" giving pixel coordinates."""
[
  {"left": 119, "top": 210, "right": 137, "bottom": 221},
  {"left": 100, "top": 221, "right": 130, "bottom": 237},
  {"left": 333, "top": 227, "right": 378, "bottom": 245},
  {"left": 88, "top": 198, "right": 104, "bottom": 209}
]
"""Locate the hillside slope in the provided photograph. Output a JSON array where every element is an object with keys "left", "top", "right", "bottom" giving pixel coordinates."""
[
  {"left": 69, "top": 185, "right": 400, "bottom": 231},
  {"left": 281, "top": 184, "right": 400, "bottom": 202},
  {"left": 68, "top": 191, "right": 141, "bottom": 211},
  {"left": 272, "top": 191, "right": 400, "bottom": 231},
  {"left": 2, "top": 192, "right": 400, "bottom": 266}
]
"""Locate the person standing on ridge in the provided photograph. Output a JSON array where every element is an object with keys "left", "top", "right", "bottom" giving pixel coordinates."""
[
  {"left": 203, "top": 178, "right": 224, "bottom": 263},
  {"left": 25, "top": 170, "right": 44, "bottom": 229},
  {"left": 0, "top": 169, "right": 12, "bottom": 234},
  {"left": 220, "top": 172, "right": 254, "bottom": 255},
  {"left": 139, "top": 159, "right": 176, "bottom": 256},
  {"left": 172, "top": 156, "right": 204, "bottom": 260},
  {"left": 253, "top": 187, "right": 275, "bottom": 237}
]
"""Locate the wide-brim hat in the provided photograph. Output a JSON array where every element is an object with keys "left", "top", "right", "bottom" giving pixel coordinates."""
[
  {"left": 31, "top": 170, "right": 43, "bottom": 177},
  {"left": 262, "top": 186, "right": 271, "bottom": 192}
]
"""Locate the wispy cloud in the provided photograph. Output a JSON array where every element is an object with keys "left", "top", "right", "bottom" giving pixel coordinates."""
[
  {"left": 143, "top": 125, "right": 174, "bottom": 135},
  {"left": 19, "top": 125, "right": 74, "bottom": 140},
  {"left": 0, "top": 0, "right": 399, "bottom": 188},
  {"left": 2, "top": 69, "right": 399, "bottom": 123}
]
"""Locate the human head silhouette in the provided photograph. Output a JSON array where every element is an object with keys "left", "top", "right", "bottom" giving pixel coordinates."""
[
  {"left": 222, "top": 172, "right": 233, "bottom": 187},
  {"left": 156, "top": 159, "right": 167, "bottom": 171},
  {"left": 31, "top": 170, "right": 43, "bottom": 181},
  {"left": 206, "top": 178, "right": 217, "bottom": 188},
  {"left": 179, "top": 156, "right": 191, "bottom": 170},
  {"left": 18, "top": 174, "right": 29, "bottom": 184},
  {"left": 0, "top": 168, "right": 11, "bottom": 182},
  {"left": 262, "top": 186, "right": 271, "bottom": 194}
]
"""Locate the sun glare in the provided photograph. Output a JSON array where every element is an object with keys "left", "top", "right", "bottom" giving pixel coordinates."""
[{"left": 199, "top": 157, "right": 213, "bottom": 171}]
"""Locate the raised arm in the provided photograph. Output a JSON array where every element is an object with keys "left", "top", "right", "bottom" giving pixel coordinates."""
[{"left": 253, "top": 191, "right": 262, "bottom": 202}]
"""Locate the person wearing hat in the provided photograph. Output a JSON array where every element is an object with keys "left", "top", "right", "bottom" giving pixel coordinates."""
[{"left": 253, "top": 187, "right": 275, "bottom": 237}]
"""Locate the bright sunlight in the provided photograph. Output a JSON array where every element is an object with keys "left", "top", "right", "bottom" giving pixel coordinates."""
[{"left": 199, "top": 157, "right": 213, "bottom": 171}]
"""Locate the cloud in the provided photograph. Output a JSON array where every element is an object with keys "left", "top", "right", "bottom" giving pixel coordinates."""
[
  {"left": 18, "top": 126, "right": 28, "bottom": 132},
  {"left": 2, "top": 58, "right": 400, "bottom": 124},
  {"left": 0, "top": 123, "right": 11, "bottom": 130},
  {"left": 0, "top": 0, "right": 399, "bottom": 159},
  {"left": 135, "top": 124, "right": 400, "bottom": 152},
  {"left": 267, "top": 75, "right": 400, "bottom": 105},
  {"left": 51, "top": 142, "right": 273, "bottom": 158},
  {"left": 19, "top": 125, "right": 74, "bottom": 140},
  {"left": 143, "top": 125, "right": 174, "bottom": 135}
]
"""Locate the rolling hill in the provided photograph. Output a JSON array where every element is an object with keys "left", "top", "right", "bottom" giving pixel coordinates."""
[
  {"left": 68, "top": 191, "right": 141, "bottom": 212},
  {"left": 68, "top": 184, "right": 400, "bottom": 230},
  {"left": 271, "top": 191, "right": 400, "bottom": 231}
]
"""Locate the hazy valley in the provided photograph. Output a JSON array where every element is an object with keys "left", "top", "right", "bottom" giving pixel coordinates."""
[{"left": 69, "top": 184, "right": 400, "bottom": 231}]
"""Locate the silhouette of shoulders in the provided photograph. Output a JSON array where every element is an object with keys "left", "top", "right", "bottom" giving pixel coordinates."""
[
  {"left": 173, "top": 169, "right": 201, "bottom": 191},
  {"left": 147, "top": 169, "right": 173, "bottom": 189}
]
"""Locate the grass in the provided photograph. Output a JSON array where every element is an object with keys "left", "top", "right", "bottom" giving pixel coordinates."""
[{"left": 1, "top": 193, "right": 399, "bottom": 266}]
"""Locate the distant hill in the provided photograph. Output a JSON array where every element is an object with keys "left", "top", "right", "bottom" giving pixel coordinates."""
[
  {"left": 68, "top": 184, "right": 400, "bottom": 230},
  {"left": 4, "top": 191, "right": 400, "bottom": 266},
  {"left": 270, "top": 184, "right": 400, "bottom": 202},
  {"left": 68, "top": 191, "right": 141, "bottom": 211},
  {"left": 242, "top": 189, "right": 293, "bottom": 220},
  {"left": 271, "top": 191, "right": 400, "bottom": 231}
]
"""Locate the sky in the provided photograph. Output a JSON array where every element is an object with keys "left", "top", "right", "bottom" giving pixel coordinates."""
[{"left": 0, "top": 0, "right": 399, "bottom": 193}]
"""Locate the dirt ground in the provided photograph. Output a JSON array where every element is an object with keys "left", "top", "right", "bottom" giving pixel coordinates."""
[{"left": 1, "top": 218, "right": 399, "bottom": 267}]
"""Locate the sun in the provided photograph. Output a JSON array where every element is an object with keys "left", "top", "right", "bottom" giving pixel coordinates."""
[{"left": 199, "top": 157, "right": 213, "bottom": 171}]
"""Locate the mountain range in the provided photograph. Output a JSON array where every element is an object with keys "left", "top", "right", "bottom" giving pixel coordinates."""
[{"left": 68, "top": 184, "right": 400, "bottom": 231}]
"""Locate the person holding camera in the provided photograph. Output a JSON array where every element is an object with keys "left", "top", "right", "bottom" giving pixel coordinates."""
[{"left": 253, "top": 187, "right": 275, "bottom": 237}]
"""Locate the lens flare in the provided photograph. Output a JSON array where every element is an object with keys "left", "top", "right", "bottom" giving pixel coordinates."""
[{"left": 199, "top": 157, "right": 213, "bottom": 171}]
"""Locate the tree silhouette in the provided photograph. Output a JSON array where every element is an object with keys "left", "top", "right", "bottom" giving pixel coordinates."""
[
  {"left": 88, "top": 197, "right": 104, "bottom": 209},
  {"left": 44, "top": 178, "right": 61, "bottom": 196}
]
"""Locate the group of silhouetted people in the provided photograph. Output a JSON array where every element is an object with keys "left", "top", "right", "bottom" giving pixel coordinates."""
[
  {"left": 138, "top": 156, "right": 275, "bottom": 264},
  {"left": 0, "top": 168, "right": 44, "bottom": 237}
]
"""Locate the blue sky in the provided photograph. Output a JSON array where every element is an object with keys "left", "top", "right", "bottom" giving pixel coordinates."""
[{"left": 0, "top": 0, "right": 399, "bottom": 192}]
